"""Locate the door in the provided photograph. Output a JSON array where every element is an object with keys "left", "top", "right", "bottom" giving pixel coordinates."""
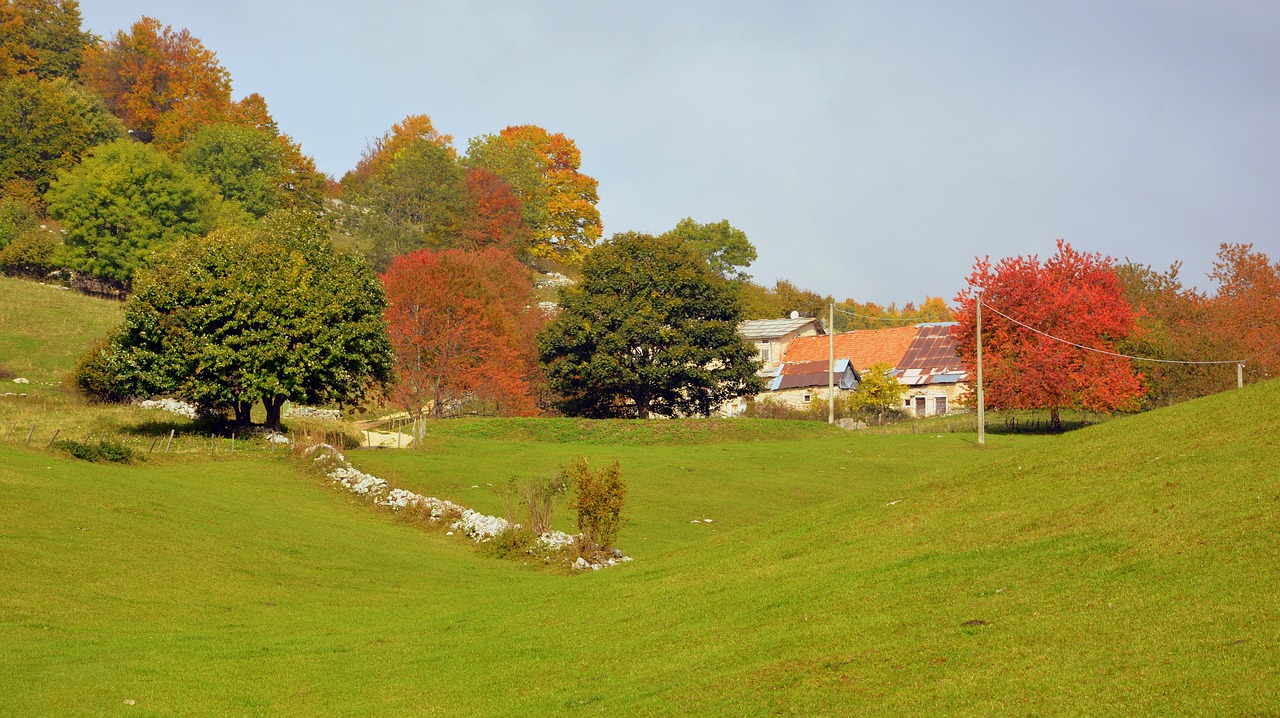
[{"left": 914, "top": 396, "right": 926, "bottom": 417}]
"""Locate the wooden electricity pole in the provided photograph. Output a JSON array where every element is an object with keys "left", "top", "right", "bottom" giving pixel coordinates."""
[
  {"left": 828, "top": 302, "right": 835, "bottom": 424},
  {"left": 976, "top": 295, "right": 985, "bottom": 446}
]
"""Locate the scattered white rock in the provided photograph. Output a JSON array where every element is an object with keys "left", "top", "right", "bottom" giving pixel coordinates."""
[
  {"left": 305, "top": 443, "right": 630, "bottom": 566},
  {"left": 285, "top": 406, "right": 341, "bottom": 420},
  {"left": 265, "top": 432, "right": 290, "bottom": 444},
  {"left": 135, "top": 398, "right": 198, "bottom": 419},
  {"left": 534, "top": 272, "right": 574, "bottom": 288},
  {"left": 702, "top": 518, "right": 713, "bottom": 523},
  {"left": 12, "top": 377, "right": 29, "bottom": 384}
]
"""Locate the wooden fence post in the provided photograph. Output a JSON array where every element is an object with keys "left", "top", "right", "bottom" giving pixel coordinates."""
[
  {"left": 25, "top": 422, "right": 36, "bottom": 445},
  {"left": 46, "top": 428, "right": 60, "bottom": 447}
]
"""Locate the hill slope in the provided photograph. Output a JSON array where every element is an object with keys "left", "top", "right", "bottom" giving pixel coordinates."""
[{"left": 1, "top": 381, "right": 1277, "bottom": 715}]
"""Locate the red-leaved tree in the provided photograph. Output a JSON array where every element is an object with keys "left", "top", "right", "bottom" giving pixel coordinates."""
[
  {"left": 952, "top": 240, "right": 1144, "bottom": 430},
  {"left": 382, "top": 248, "right": 544, "bottom": 421}
]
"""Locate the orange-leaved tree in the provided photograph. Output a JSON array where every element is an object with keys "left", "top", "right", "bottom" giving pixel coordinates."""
[
  {"left": 382, "top": 247, "right": 545, "bottom": 422},
  {"left": 1210, "top": 243, "right": 1280, "bottom": 382},
  {"left": 465, "top": 124, "right": 601, "bottom": 264},
  {"left": 80, "top": 16, "right": 270, "bottom": 151},
  {"left": 952, "top": 239, "right": 1144, "bottom": 431},
  {"left": 342, "top": 114, "right": 454, "bottom": 194}
]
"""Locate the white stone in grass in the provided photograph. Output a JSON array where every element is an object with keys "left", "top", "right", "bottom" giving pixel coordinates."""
[{"left": 12, "top": 377, "right": 29, "bottom": 384}]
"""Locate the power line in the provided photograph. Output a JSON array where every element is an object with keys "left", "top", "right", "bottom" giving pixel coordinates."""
[{"left": 980, "top": 299, "right": 1280, "bottom": 366}]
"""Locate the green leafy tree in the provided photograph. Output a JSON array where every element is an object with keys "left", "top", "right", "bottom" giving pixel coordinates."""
[
  {"left": 45, "top": 138, "right": 236, "bottom": 286},
  {"left": 0, "top": 0, "right": 93, "bottom": 80},
  {"left": 849, "top": 362, "right": 907, "bottom": 424},
  {"left": 538, "top": 232, "right": 764, "bottom": 418},
  {"left": 86, "top": 209, "right": 394, "bottom": 428},
  {"left": 341, "top": 135, "right": 470, "bottom": 272},
  {"left": 662, "top": 217, "right": 757, "bottom": 281},
  {"left": 0, "top": 75, "right": 123, "bottom": 202},
  {"left": 179, "top": 123, "right": 291, "bottom": 218}
]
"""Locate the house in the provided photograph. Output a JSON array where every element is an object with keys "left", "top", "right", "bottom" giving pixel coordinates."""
[
  {"left": 759, "top": 358, "right": 860, "bottom": 409},
  {"left": 736, "top": 316, "right": 826, "bottom": 372},
  {"left": 780, "top": 323, "right": 969, "bottom": 418},
  {"left": 894, "top": 323, "right": 969, "bottom": 417}
]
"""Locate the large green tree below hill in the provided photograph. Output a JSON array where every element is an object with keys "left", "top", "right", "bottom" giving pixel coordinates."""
[{"left": 82, "top": 210, "right": 393, "bottom": 428}]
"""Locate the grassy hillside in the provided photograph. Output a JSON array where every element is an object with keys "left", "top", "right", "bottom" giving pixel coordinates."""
[
  {"left": 0, "top": 275, "right": 121, "bottom": 385},
  {"left": 2, "top": 380, "right": 1277, "bottom": 715}
]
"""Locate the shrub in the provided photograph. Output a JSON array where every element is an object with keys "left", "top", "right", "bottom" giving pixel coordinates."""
[
  {"left": 52, "top": 438, "right": 139, "bottom": 463},
  {"left": 495, "top": 471, "right": 569, "bottom": 537},
  {"left": 71, "top": 339, "right": 129, "bottom": 403},
  {"left": 0, "top": 228, "right": 61, "bottom": 275},
  {"left": 566, "top": 457, "right": 627, "bottom": 551}
]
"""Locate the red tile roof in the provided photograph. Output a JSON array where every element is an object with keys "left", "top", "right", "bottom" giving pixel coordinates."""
[{"left": 782, "top": 325, "right": 919, "bottom": 369}]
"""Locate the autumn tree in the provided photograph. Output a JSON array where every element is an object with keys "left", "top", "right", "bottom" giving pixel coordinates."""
[
  {"left": 382, "top": 247, "right": 543, "bottom": 421},
  {"left": 1210, "top": 243, "right": 1280, "bottom": 381},
  {"left": 538, "top": 232, "right": 764, "bottom": 418},
  {"left": 0, "top": 0, "right": 93, "bottom": 80},
  {"left": 465, "top": 125, "right": 601, "bottom": 264},
  {"left": 340, "top": 114, "right": 533, "bottom": 269},
  {"left": 1115, "top": 260, "right": 1234, "bottom": 406},
  {"left": 84, "top": 209, "right": 393, "bottom": 428},
  {"left": 0, "top": 75, "right": 123, "bottom": 202},
  {"left": 45, "top": 138, "right": 236, "bottom": 286},
  {"left": 952, "top": 240, "right": 1144, "bottom": 431},
  {"left": 341, "top": 114, "right": 453, "bottom": 195},
  {"left": 833, "top": 296, "right": 955, "bottom": 331},
  {"left": 459, "top": 167, "right": 531, "bottom": 257},
  {"left": 662, "top": 217, "right": 756, "bottom": 281},
  {"left": 79, "top": 16, "right": 271, "bottom": 151},
  {"left": 737, "top": 279, "right": 833, "bottom": 320}
]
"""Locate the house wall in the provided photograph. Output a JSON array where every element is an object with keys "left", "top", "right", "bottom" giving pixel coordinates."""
[
  {"left": 756, "top": 324, "right": 823, "bottom": 370},
  {"left": 901, "top": 382, "right": 969, "bottom": 417}
]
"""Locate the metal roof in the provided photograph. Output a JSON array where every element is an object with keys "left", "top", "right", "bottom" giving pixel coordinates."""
[{"left": 737, "top": 317, "right": 825, "bottom": 340}]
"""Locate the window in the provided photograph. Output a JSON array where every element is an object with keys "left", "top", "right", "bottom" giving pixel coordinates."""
[
  {"left": 904, "top": 399, "right": 911, "bottom": 407},
  {"left": 759, "top": 340, "right": 771, "bottom": 363},
  {"left": 802, "top": 391, "right": 812, "bottom": 403},
  {"left": 936, "top": 396, "right": 947, "bottom": 415}
]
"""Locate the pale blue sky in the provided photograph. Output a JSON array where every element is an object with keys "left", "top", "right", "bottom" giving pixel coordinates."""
[{"left": 80, "top": 1, "right": 1280, "bottom": 306}]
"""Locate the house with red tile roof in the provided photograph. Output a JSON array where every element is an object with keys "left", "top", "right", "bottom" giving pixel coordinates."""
[{"left": 773, "top": 323, "right": 969, "bottom": 418}]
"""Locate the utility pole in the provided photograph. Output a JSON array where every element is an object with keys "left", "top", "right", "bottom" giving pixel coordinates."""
[
  {"left": 976, "top": 295, "right": 985, "bottom": 446},
  {"left": 828, "top": 302, "right": 835, "bottom": 424}
]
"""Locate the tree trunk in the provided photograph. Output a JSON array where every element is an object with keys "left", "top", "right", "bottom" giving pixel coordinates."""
[
  {"left": 264, "top": 396, "right": 286, "bottom": 430},
  {"left": 233, "top": 401, "right": 252, "bottom": 426},
  {"left": 1050, "top": 407, "right": 1062, "bottom": 433}
]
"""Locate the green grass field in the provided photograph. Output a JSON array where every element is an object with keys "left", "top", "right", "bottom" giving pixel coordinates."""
[{"left": 1, "top": 275, "right": 1277, "bottom": 715}]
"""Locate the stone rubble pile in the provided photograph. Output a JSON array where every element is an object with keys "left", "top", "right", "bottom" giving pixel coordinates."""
[
  {"left": 305, "top": 444, "right": 615, "bottom": 564},
  {"left": 135, "top": 398, "right": 198, "bottom": 419},
  {"left": 285, "top": 406, "right": 342, "bottom": 420}
]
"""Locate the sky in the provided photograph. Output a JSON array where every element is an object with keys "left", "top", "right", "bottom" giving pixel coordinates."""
[{"left": 79, "top": 1, "right": 1280, "bottom": 307}]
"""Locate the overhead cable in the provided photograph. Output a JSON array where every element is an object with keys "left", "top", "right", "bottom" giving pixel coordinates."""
[{"left": 979, "top": 300, "right": 1279, "bottom": 366}]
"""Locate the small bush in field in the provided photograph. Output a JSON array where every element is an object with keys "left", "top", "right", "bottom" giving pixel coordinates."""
[
  {"left": 53, "top": 438, "right": 139, "bottom": 463},
  {"left": 566, "top": 457, "right": 626, "bottom": 551},
  {"left": 71, "top": 339, "right": 129, "bottom": 403}
]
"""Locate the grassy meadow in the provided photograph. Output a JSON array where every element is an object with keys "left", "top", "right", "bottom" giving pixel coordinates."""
[{"left": 1, "top": 275, "right": 1278, "bottom": 715}]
